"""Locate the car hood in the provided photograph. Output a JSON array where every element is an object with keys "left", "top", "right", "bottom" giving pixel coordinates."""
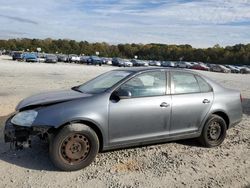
[{"left": 16, "top": 89, "right": 91, "bottom": 111}]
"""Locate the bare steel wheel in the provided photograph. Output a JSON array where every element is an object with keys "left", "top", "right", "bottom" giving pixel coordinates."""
[
  {"left": 50, "top": 123, "right": 99, "bottom": 171},
  {"left": 60, "top": 133, "right": 90, "bottom": 165},
  {"left": 199, "top": 115, "right": 227, "bottom": 147},
  {"left": 207, "top": 121, "right": 222, "bottom": 141}
]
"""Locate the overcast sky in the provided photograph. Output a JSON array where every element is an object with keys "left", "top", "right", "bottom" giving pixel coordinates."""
[{"left": 0, "top": 0, "right": 250, "bottom": 47}]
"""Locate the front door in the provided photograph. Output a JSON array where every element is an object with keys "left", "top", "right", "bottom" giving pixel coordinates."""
[{"left": 108, "top": 70, "right": 171, "bottom": 145}]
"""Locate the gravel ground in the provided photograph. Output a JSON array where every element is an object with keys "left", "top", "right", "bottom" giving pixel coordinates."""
[{"left": 0, "top": 55, "right": 249, "bottom": 188}]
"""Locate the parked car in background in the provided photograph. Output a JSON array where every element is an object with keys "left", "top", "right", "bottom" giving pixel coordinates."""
[
  {"left": 112, "top": 57, "right": 122, "bottom": 66},
  {"left": 101, "top": 58, "right": 112, "bottom": 65},
  {"left": 211, "top": 65, "right": 231, "bottom": 73},
  {"left": 23, "top": 53, "right": 38, "bottom": 62},
  {"left": 161, "top": 61, "right": 176, "bottom": 67},
  {"left": 191, "top": 63, "right": 210, "bottom": 71},
  {"left": 37, "top": 53, "right": 46, "bottom": 63},
  {"left": 239, "top": 66, "right": 250, "bottom": 74},
  {"left": 117, "top": 59, "right": 133, "bottom": 67},
  {"left": 87, "top": 56, "right": 102, "bottom": 66},
  {"left": 131, "top": 59, "right": 149, "bottom": 66},
  {"left": 45, "top": 54, "right": 58, "bottom": 63},
  {"left": 57, "top": 54, "right": 68, "bottom": 62},
  {"left": 12, "top": 51, "right": 23, "bottom": 61},
  {"left": 149, "top": 61, "right": 161, "bottom": 66},
  {"left": 68, "top": 54, "right": 80, "bottom": 63},
  {"left": 4, "top": 67, "right": 242, "bottom": 171},
  {"left": 79, "top": 56, "right": 90, "bottom": 64},
  {"left": 225, "top": 65, "right": 240, "bottom": 73},
  {"left": 177, "top": 61, "right": 192, "bottom": 68}
]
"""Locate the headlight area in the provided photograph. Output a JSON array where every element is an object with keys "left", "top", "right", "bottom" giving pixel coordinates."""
[
  {"left": 11, "top": 110, "right": 38, "bottom": 127},
  {"left": 5, "top": 111, "right": 51, "bottom": 150}
]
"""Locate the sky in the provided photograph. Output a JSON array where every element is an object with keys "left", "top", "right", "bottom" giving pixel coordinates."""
[{"left": 0, "top": 0, "right": 250, "bottom": 48}]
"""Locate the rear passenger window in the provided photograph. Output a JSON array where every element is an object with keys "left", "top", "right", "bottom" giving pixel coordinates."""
[
  {"left": 196, "top": 76, "right": 212, "bottom": 92},
  {"left": 171, "top": 72, "right": 200, "bottom": 94}
]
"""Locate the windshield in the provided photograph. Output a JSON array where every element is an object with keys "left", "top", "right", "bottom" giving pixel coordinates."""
[{"left": 76, "top": 70, "right": 132, "bottom": 94}]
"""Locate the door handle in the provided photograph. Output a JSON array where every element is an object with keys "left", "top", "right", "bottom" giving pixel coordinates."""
[
  {"left": 203, "top": 99, "right": 210, "bottom": 104},
  {"left": 160, "top": 102, "right": 169, "bottom": 108}
]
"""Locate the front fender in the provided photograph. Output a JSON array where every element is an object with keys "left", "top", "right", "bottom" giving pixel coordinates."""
[{"left": 32, "top": 94, "right": 110, "bottom": 145}]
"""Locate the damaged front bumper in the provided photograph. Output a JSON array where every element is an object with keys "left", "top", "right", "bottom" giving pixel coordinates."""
[{"left": 4, "top": 116, "right": 50, "bottom": 149}]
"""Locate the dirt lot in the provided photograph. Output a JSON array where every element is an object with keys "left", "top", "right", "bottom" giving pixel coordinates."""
[{"left": 0, "top": 55, "right": 249, "bottom": 188}]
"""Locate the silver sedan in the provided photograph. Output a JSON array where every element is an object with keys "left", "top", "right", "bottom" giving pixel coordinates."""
[{"left": 4, "top": 67, "right": 242, "bottom": 171}]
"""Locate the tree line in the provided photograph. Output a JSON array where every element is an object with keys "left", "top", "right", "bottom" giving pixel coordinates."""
[{"left": 0, "top": 38, "right": 249, "bottom": 65}]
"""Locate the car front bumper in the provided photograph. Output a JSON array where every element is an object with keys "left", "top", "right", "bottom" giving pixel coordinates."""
[
  {"left": 4, "top": 116, "right": 50, "bottom": 149},
  {"left": 4, "top": 116, "right": 32, "bottom": 143},
  {"left": 26, "top": 59, "right": 38, "bottom": 62}
]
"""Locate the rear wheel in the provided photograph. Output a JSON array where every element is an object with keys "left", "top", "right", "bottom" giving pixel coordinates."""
[
  {"left": 199, "top": 115, "right": 227, "bottom": 147},
  {"left": 49, "top": 123, "right": 99, "bottom": 171}
]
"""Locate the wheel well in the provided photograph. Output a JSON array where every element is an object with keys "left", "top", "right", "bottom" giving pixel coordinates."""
[
  {"left": 212, "top": 111, "right": 230, "bottom": 129},
  {"left": 52, "top": 120, "right": 104, "bottom": 151}
]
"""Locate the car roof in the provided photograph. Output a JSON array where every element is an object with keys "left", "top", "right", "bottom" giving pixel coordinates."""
[{"left": 115, "top": 67, "right": 197, "bottom": 74}]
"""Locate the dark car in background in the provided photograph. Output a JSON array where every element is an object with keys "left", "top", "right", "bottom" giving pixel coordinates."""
[
  {"left": 112, "top": 58, "right": 132, "bottom": 67},
  {"left": 57, "top": 54, "right": 68, "bottom": 62},
  {"left": 12, "top": 51, "right": 23, "bottom": 61},
  {"left": 80, "top": 56, "right": 90, "bottom": 64},
  {"left": 225, "top": 65, "right": 240, "bottom": 73},
  {"left": 131, "top": 59, "right": 149, "bottom": 66},
  {"left": 87, "top": 56, "right": 102, "bottom": 66},
  {"left": 45, "top": 54, "right": 58, "bottom": 63},
  {"left": 112, "top": 57, "right": 122, "bottom": 66}
]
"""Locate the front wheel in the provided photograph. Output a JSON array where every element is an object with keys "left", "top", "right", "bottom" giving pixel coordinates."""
[
  {"left": 49, "top": 123, "right": 99, "bottom": 171},
  {"left": 199, "top": 115, "right": 227, "bottom": 147}
]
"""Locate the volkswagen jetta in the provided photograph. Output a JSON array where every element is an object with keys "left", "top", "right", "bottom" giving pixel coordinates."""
[{"left": 4, "top": 67, "right": 242, "bottom": 171}]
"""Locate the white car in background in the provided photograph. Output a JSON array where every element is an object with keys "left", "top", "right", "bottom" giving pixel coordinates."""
[
  {"left": 123, "top": 59, "right": 133, "bottom": 67},
  {"left": 178, "top": 61, "right": 192, "bottom": 68},
  {"left": 211, "top": 65, "right": 231, "bottom": 73},
  {"left": 37, "top": 53, "right": 46, "bottom": 63},
  {"left": 149, "top": 61, "right": 161, "bottom": 66},
  {"left": 69, "top": 54, "right": 80, "bottom": 63}
]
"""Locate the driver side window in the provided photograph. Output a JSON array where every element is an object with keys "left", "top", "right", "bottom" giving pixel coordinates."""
[{"left": 119, "top": 71, "right": 166, "bottom": 97}]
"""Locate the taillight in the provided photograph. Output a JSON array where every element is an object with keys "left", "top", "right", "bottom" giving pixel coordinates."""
[{"left": 240, "top": 94, "right": 243, "bottom": 103}]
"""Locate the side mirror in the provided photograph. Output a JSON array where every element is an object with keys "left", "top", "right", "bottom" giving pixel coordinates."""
[
  {"left": 117, "top": 89, "right": 132, "bottom": 99},
  {"left": 111, "top": 89, "right": 131, "bottom": 101}
]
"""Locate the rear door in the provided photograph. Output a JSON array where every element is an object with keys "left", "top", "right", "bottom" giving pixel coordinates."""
[{"left": 169, "top": 71, "right": 213, "bottom": 135}]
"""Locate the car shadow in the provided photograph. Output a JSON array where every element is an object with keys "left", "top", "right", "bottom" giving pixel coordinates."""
[
  {"left": 0, "top": 115, "right": 56, "bottom": 171},
  {"left": 0, "top": 98, "right": 249, "bottom": 171}
]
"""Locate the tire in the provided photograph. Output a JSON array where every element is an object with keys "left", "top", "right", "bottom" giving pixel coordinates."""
[
  {"left": 49, "top": 123, "right": 99, "bottom": 171},
  {"left": 199, "top": 115, "right": 227, "bottom": 147}
]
